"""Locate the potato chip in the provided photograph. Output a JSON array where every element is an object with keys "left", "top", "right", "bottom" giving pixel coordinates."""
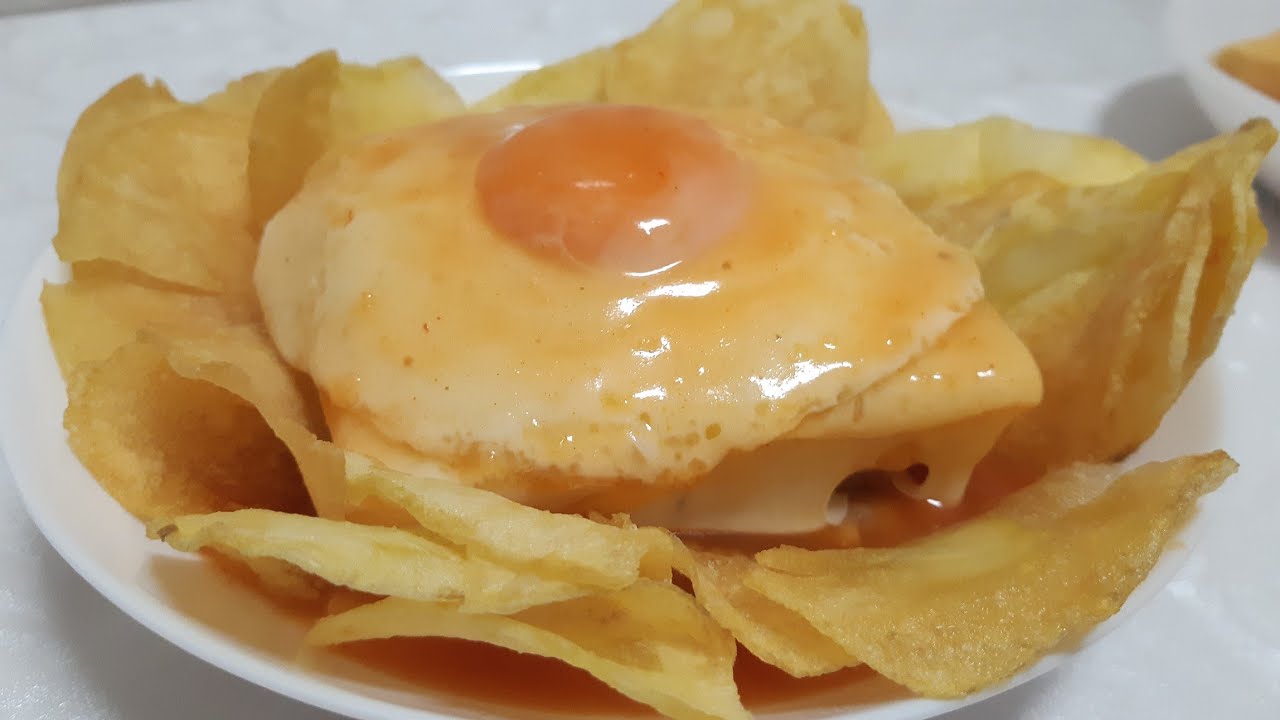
[
  {"left": 477, "top": 0, "right": 891, "bottom": 145},
  {"left": 863, "top": 116, "right": 1149, "bottom": 212},
  {"left": 156, "top": 325, "right": 675, "bottom": 593},
  {"left": 41, "top": 263, "right": 237, "bottom": 376},
  {"left": 201, "top": 69, "right": 283, "bottom": 120},
  {"left": 150, "top": 510, "right": 589, "bottom": 614},
  {"left": 955, "top": 122, "right": 1274, "bottom": 474},
  {"left": 1215, "top": 29, "right": 1280, "bottom": 102},
  {"left": 159, "top": 326, "right": 343, "bottom": 519},
  {"left": 675, "top": 544, "right": 857, "bottom": 678},
  {"left": 328, "top": 57, "right": 463, "bottom": 141},
  {"left": 248, "top": 52, "right": 463, "bottom": 234},
  {"left": 610, "top": 0, "right": 878, "bottom": 142},
  {"left": 54, "top": 106, "right": 258, "bottom": 304},
  {"left": 206, "top": 551, "right": 332, "bottom": 610},
  {"left": 57, "top": 75, "right": 181, "bottom": 206},
  {"left": 308, "top": 581, "right": 749, "bottom": 720},
  {"left": 63, "top": 339, "right": 310, "bottom": 522},
  {"left": 245, "top": 52, "right": 337, "bottom": 236},
  {"left": 857, "top": 89, "right": 895, "bottom": 146},
  {"left": 162, "top": 326, "right": 324, "bottom": 435},
  {"left": 746, "top": 452, "right": 1235, "bottom": 698},
  {"left": 472, "top": 48, "right": 609, "bottom": 111},
  {"left": 345, "top": 457, "right": 672, "bottom": 589}
]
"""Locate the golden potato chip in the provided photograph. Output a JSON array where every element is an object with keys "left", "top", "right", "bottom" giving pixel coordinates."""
[
  {"left": 57, "top": 75, "right": 181, "bottom": 206},
  {"left": 477, "top": 0, "right": 891, "bottom": 144},
  {"left": 857, "top": 89, "right": 895, "bottom": 146},
  {"left": 610, "top": 0, "right": 882, "bottom": 143},
  {"left": 162, "top": 326, "right": 323, "bottom": 435},
  {"left": 150, "top": 510, "right": 589, "bottom": 614},
  {"left": 206, "top": 551, "right": 332, "bottom": 610},
  {"left": 960, "top": 121, "right": 1274, "bottom": 474},
  {"left": 55, "top": 106, "right": 257, "bottom": 303},
  {"left": 64, "top": 339, "right": 310, "bottom": 523},
  {"left": 1215, "top": 29, "right": 1280, "bottom": 102},
  {"left": 245, "top": 52, "right": 338, "bottom": 235},
  {"left": 159, "top": 326, "right": 342, "bottom": 519},
  {"left": 201, "top": 69, "right": 283, "bottom": 120},
  {"left": 328, "top": 57, "right": 463, "bottom": 140},
  {"left": 41, "top": 263, "right": 237, "bottom": 376},
  {"left": 345, "top": 457, "right": 672, "bottom": 589},
  {"left": 472, "top": 48, "right": 609, "bottom": 111},
  {"left": 248, "top": 51, "right": 463, "bottom": 234},
  {"left": 675, "top": 544, "right": 857, "bottom": 678},
  {"left": 155, "top": 326, "right": 678, "bottom": 596},
  {"left": 308, "top": 581, "right": 749, "bottom": 720},
  {"left": 864, "top": 116, "right": 1148, "bottom": 213},
  {"left": 746, "top": 452, "right": 1235, "bottom": 698}
]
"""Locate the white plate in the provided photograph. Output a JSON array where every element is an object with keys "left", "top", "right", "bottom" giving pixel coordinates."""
[
  {"left": 1166, "top": 0, "right": 1280, "bottom": 194},
  {"left": 0, "top": 247, "right": 1217, "bottom": 720},
  {"left": 0, "top": 46, "right": 1274, "bottom": 720}
]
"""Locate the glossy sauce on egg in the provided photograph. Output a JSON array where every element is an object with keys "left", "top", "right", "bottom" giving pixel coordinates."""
[
  {"left": 476, "top": 104, "right": 752, "bottom": 273},
  {"left": 255, "top": 104, "right": 985, "bottom": 506}
]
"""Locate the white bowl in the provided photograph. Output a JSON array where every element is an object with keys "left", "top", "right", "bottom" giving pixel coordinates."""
[{"left": 1166, "top": 0, "right": 1280, "bottom": 194}]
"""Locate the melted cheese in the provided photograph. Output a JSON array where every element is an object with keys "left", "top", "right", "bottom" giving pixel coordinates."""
[{"left": 628, "top": 303, "right": 1042, "bottom": 533}]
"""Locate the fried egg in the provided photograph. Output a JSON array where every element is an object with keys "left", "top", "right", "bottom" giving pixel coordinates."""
[{"left": 256, "top": 103, "right": 1041, "bottom": 533}]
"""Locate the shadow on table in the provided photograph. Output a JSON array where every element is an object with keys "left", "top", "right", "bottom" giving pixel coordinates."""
[
  {"left": 1098, "top": 72, "right": 1217, "bottom": 160},
  {"left": 1101, "top": 71, "right": 1279, "bottom": 264},
  {"left": 33, "top": 532, "right": 341, "bottom": 720}
]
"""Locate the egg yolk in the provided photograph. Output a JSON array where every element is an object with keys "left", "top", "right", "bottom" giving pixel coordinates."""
[{"left": 475, "top": 105, "right": 751, "bottom": 274}]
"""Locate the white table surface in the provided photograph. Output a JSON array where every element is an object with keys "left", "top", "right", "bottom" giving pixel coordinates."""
[{"left": 2, "top": 1, "right": 1278, "bottom": 719}]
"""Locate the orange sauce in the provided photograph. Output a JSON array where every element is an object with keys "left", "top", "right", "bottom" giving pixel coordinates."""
[
  {"left": 336, "top": 637, "right": 895, "bottom": 716},
  {"left": 306, "top": 464, "right": 1033, "bottom": 714},
  {"left": 206, "top": 454, "right": 1036, "bottom": 715}
]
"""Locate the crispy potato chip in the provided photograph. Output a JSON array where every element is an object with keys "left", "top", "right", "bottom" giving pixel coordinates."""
[
  {"left": 746, "top": 452, "right": 1235, "bottom": 698},
  {"left": 345, "top": 456, "right": 672, "bottom": 589},
  {"left": 57, "top": 75, "right": 181, "bottom": 206},
  {"left": 41, "top": 263, "right": 238, "bottom": 376},
  {"left": 328, "top": 57, "right": 463, "bottom": 140},
  {"left": 864, "top": 116, "right": 1149, "bottom": 213},
  {"left": 205, "top": 551, "right": 332, "bottom": 610},
  {"left": 150, "top": 510, "right": 589, "bottom": 614},
  {"left": 953, "top": 121, "right": 1274, "bottom": 474},
  {"left": 248, "top": 51, "right": 463, "bottom": 234},
  {"left": 54, "top": 106, "right": 257, "bottom": 303},
  {"left": 675, "top": 544, "right": 857, "bottom": 678},
  {"left": 1215, "top": 30, "right": 1280, "bottom": 102},
  {"left": 477, "top": 0, "right": 891, "bottom": 145},
  {"left": 156, "top": 325, "right": 674, "bottom": 594},
  {"left": 472, "top": 48, "right": 609, "bottom": 111},
  {"left": 201, "top": 69, "right": 283, "bottom": 120},
  {"left": 162, "top": 326, "right": 323, "bottom": 435},
  {"left": 857, "top": 89, "right": 895, "bottom": 146},
  {"left": 246, "top": 52, "right": 337, "bottom": 235},
  {"left": 609, "top": 0, "right": 878, "bottom": 142},
  {"left": 64, "top": 339, "right": 310, "bottom": 522},
  {"left": 308, "top": 581, "right": 749, "bottom": 720},
  {"left": 159, "top": 326, "right": 342, "bottom": 519}
]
